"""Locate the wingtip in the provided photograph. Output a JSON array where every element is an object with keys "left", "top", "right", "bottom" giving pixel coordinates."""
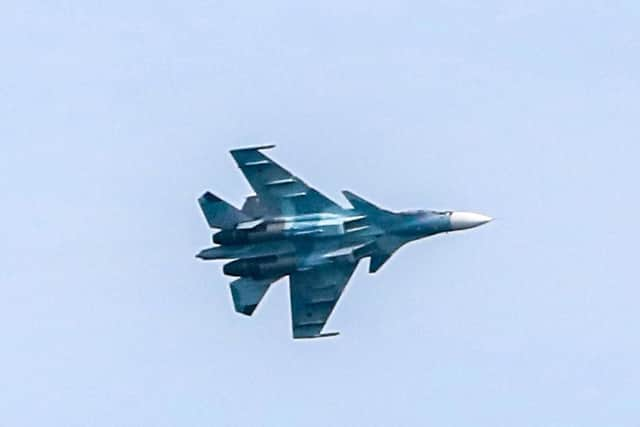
[
  {"left": 319, "top": 332, "right": 340, "bottom": 338},
  {"left": 199, "top": 191, "right": 221, "bottom": 203},
  {"left": 294, "top": 332, "right": 340, "bottom": 340},
  {"left": 229, "top": 144, "right": 276, "bottom": 153}
]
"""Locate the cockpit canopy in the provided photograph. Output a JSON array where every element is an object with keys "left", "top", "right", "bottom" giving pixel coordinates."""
[
  {"left": 403, "top": 209, "right": 426, "bottom": 215},
  {"left": 403, "top": 209, "right": 452, "bottom": 216},
  {"left": 397, "top": 209, "right": 426, "bottom": 217}
]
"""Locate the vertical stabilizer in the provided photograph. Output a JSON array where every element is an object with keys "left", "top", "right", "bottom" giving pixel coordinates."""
[{"left": 241, "top": 195, "right": 267, "bottom": 219}]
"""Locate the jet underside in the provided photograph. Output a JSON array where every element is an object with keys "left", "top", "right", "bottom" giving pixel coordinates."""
[{"left": 196, "top": 145, "right": 491, "bottom": 339}]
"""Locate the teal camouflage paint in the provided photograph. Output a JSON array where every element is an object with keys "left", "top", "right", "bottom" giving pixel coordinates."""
[{"left": 196, "top": 146, "right": 492, "bottom": 339}]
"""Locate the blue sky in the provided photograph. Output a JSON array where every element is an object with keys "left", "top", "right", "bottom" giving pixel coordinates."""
[{"left": 2, "top": 1, "right": 639, "bottom": 426}]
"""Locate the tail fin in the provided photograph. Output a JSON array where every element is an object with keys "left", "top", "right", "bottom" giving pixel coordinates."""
[
  {"left": 241, "top": 195, "right": 267, "bottom": 219},
  {"left": 230, "top": 276, "right": 279, "bottom": 316},
  {"left": 342, "top": 191, "right": 394, "bottom": 218},
  {"left": 198, "top": 192, "right": 250, "bottom": 229}
]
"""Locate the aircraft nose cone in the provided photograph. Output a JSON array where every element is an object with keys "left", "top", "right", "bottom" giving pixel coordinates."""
[{"left": 449, "top": 211, "right": 493, "bottom": 231}]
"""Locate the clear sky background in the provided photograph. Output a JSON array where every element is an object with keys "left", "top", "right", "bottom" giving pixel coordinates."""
[{"left": 2, "top": 1, "right": 639, "bottom": 426}]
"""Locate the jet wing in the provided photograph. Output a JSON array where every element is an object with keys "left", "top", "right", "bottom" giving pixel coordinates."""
[
  {"left": 230, "top": 145, "right": 343, "bottom": 216},
  {"left": 289, "top": 260, "right": 359, "bottom": 339}
]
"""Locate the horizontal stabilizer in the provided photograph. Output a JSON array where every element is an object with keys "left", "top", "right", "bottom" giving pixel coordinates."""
[
  {"left": 230, "top": 276, "right": 279, "bottom": 316},
  {"left": 198, "top": 192, "right": 250, "bottom": 229}
]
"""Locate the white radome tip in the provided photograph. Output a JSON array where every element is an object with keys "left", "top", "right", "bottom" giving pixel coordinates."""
[{"left": 449, "top": 211, "right": 493, "bottom": 230}]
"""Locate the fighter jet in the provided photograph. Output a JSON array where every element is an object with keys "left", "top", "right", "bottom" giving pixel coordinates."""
[{"left": 196, "top": 145, "right": 492, "bottom": 339}]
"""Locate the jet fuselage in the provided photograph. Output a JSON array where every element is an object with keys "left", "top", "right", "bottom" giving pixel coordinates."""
[
  {"left": 196, "top": 145, "right": 492, "bottom": 338},
  {"left": 198, "top": 209, "right": 491, "bottom": 280}
]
